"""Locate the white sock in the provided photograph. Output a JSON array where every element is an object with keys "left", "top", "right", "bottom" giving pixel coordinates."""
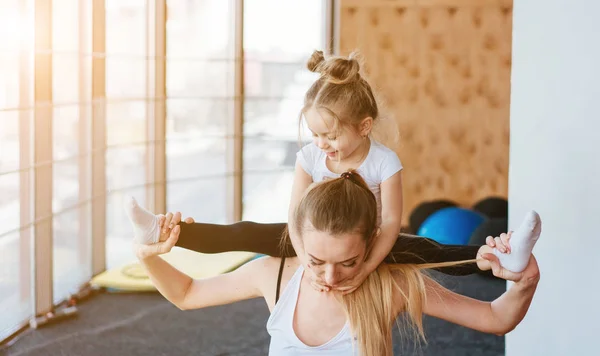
[
  {"left": 494, "top": 210, "right": 542, "bottom": 272},
  {"left": 124, "top": 196, "right": 160, "bottom": 244}
]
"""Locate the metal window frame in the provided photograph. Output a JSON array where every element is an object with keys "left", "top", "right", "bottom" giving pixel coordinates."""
[
  {"left": 32, "top": 0, "right": 54, "bottom": 317},
  {"left": 19, "top": 0, "right": 33, "bottom": 309},
  {"left": 230, "top": 0, "right": 244, "bottom": 223},
  {"left": 78, "top": 0, "right": 93, "bottom": 282},
  {"left": 146, "top": 0, "right": 167, "bottom": 214},
  {"left": 91, "top": 0, "right": 106, "bottom": 276},
  {"left": 324, "top": 0, "right": 340, "bottom": 55}
]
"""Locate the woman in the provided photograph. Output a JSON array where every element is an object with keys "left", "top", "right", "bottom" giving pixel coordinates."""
[{"left": 132, "top": 171, "right": 540, "bottom": 356}]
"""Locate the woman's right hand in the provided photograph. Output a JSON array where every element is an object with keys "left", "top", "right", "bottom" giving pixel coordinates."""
[
  {"left": 134, "top": 224, "right": 180, "bottom": 260},
  {"left": 134, "top": 210, "right": 194, "bottom": 259},
  {"left": 157, "top": 212, "right": 195, "bottom": 242}
]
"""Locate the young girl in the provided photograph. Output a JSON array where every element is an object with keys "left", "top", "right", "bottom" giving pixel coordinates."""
[
  {"left": 125, "top": 50, "right": 539, "bottom": 291},
  {"left": 132, "top": 171, "right": 541, "bottom": 356}
]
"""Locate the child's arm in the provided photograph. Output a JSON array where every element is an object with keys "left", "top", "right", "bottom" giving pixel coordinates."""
[
  {"left": 336, "top": 171, "right": 403, "bottom": 294},
  {"left": 367, "top": 171, "right": 404, "bottom": 268},
  {"left": 287, "top": 160, "right": 314, "bottom": 263}
]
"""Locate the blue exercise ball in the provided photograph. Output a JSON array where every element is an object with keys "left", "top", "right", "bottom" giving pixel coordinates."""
[{"left": 417, "top": 207, "right": 487, "bottom": 245}]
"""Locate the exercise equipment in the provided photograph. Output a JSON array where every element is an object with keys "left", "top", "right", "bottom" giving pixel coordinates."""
[
  {"left": 417, "top": 207, "right": 486, "bottom": 245},
  {"left": 468, "top": 217, "right": 508, "bottom": 246},
  {"left": 91, "top": 248, "right": 256, "bottom": 292},
  {"left": 409, "top": 199, "right": 457, "bottom": 234},
  {"left": 472, "top": 197, "right": 508, "bottom": 219}
]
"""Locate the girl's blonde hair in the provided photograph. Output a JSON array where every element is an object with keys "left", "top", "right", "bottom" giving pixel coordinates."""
[
  {"left": 284, "top": 170, "right": 474, "bottom": 356},
  {"left": 299, "top": 50, "right": 400, "bottom": 150}
]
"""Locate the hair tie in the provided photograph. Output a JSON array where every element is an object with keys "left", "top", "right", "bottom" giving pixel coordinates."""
[{"left": 341, "top": 171, "right": 353, "bottom": 179}]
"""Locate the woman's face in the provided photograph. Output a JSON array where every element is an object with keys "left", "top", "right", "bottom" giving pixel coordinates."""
[{"left": 301, "top": 223, "right": 368, "bottom": 288}]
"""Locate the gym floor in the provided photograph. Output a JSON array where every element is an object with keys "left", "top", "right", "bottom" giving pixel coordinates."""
[{"left": 1, "top": 271, "right": 505, "bottom": 356}]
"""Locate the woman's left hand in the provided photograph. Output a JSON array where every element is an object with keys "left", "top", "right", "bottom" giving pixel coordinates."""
[
  {"left": 306, "top": 267, "right": 369, "bottom": 294},
  {"left": 481, "top": 253, "right": 540, "bottom": 286},
  {"left": 333, "top": 268, "right": 371, "bottom": 295}
]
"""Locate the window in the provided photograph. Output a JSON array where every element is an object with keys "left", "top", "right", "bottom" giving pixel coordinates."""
[
  {"left": 165, "top": 0, "right": 235, "bottom": 222},
  {"left": 105, "top": 0, "right": 149, "bottom": 269},
  {"left": 51, "top": 0, "right": 92, "bottom": 303},
  {"left": 0, "top": 0, "right": 331, "bottom": 342},
  {"left": 0, "top": 0, "right": 32, "bottom": 339},
  {"left": 243, "top": 0, "right": 324, "bottom": 222}
]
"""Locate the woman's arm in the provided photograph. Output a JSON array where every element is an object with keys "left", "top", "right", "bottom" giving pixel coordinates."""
[
  {"left": 136, "top": 227, "right": 273, "bottom": 310},
  {"left": 421, "top": 254, "right": 540, "bottom": 335},
  {"left": 139, "top": 255, "right": 271, "bottom": 310}
]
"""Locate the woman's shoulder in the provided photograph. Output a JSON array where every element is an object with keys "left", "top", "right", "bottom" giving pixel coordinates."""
[
  {"left": 247, "top": 256, "right": 301, "bottom": 283},
  {"left": 251, "top": 256, "right": 301, "bottom": 309},
  {"left": 251, "top": 256, "right": 301, "bottom": 275}
]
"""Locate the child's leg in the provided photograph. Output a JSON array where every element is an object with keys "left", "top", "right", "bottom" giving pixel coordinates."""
[
  {"left": 124, "top": 196, "right": 488, "bottom": 277},
  {"left": 123, "top": 196, "right": 294, "bottom": 256},
  {"left": 124, "top": 195, "right": 491, "bottom": 276},
  {"left": 175, "top": 221, "right": 488, "bottom": 276},
  {"left": 176, "top": 221, "right": 295, "bottom": 257},
  {"left": 387, "top": 234, "right": 486, "bottom": 276}
]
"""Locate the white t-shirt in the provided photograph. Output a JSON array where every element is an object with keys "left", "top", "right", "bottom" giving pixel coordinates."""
[{"left": 296, "top": 139, "right": 403, "bottom": 223}]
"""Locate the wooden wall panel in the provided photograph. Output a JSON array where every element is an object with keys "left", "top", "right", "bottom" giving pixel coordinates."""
[{"left": 339, "top": 0, "right": 512, "bottom": 224}]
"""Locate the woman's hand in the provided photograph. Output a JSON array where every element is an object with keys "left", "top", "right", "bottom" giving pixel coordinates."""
[
  {"left": 486, "top": 231, "right": 512, "bottom": 253},
  {"left": 157, "top": 212, "right": 195, "bottom": 242},
  {"left": 477, "top": 231, "right": 513, "bottom": 271},
  {"left": 133, "top": 224, "right": 180, "bottom": 260},
  {"left": 334, "top": 267, "right": 370, "bottom": 295},
  {"left": 135, "top": 210, "right": 196, "bottom": 259},
  {"left": 308, "top": 274, "right": 331, "bottom": 292},
  {"left": 135, "top": 210, "right": 197, "bottom": 258},
  {"left": 481, "top": 252, "right": 540, "bottom": 286}
]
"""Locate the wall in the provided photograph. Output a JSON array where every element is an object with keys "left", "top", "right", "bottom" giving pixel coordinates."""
[
  {"left": 507, "top": 0, "right": 600, "bottom": 354},
  {"left": 338, "top": 0, "right": 513, "bottom": 223}
]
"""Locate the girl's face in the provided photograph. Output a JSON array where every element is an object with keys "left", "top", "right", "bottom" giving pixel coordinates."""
[
  {"left": 304, "top": 107, "right": 367, "bottom": 162},
  {"left": 301, "top": 222, "right": 367, "bottom": 288}
]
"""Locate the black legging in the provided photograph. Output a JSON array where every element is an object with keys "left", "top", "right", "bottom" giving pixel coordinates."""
[{"left": 176, "top": 221, "right": 490, "bottom": 276}]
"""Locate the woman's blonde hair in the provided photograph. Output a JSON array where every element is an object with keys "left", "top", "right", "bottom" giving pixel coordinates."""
[
  {"left": 284, "top": 170, "right": 474, "bottom": 356},
  {"left": 299, "top": 50, "right": 400, "bottom": 151}
]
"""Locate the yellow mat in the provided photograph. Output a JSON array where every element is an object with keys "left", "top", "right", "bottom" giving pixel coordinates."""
[{"left": 91, "top": 248, "right": 257, "bottom": 292}]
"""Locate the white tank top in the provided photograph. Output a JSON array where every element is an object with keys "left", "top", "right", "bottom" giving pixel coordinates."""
[{"left": 266, "top": 264, "right": 357, "bottom": 355}]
